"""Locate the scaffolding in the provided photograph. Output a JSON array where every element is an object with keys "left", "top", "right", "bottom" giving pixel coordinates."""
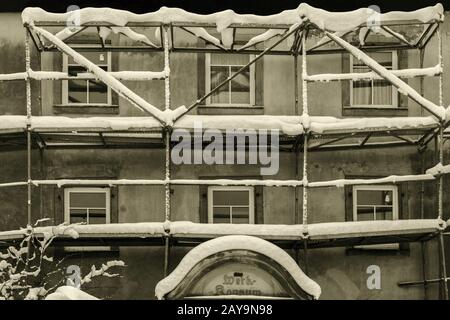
[{"left": 0, "top": 3, "right": 449, "bottom": 298}]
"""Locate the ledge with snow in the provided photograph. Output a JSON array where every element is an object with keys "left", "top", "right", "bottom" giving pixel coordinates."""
[{"left": 0, "top": 219, "right": 445, "bottom": 249}]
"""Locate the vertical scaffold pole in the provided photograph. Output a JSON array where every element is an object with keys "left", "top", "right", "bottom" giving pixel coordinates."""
[
  {"left": 25, "top": 29, "right": 32, "bottom": 226},
  {"left": 301, "top": 29, "right": 309, "bottom": 274},
  {"left": 163, "top": 25, "right": 171, "bottom": 277},
  {"left": 293, "top": 46, "right": 301, "bottom": 265},
  {"left": 301, "top": 30, "right": 309, "bottom": 231},
  {"left": 437, "top": 23, "right": 448, "bottom": 299}
]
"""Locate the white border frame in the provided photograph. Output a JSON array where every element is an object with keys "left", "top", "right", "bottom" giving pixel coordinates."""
[
  {"left": 349, "top": 51, "right": 398, "bottom": 108},
  {"left": 352, "top": 184, "right": 399, "bottom": 222},
  {"left": 207, "top": 186, "right": 255, "bottom": 224},
  {"left": 205, "top": 53, "right": 256, "bottom": 107},
  {"left": 62, "top": 51, "right": 112, "bottom": 106}
]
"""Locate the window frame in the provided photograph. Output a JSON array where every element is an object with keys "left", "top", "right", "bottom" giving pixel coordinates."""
[
  {"left": 352, "top": 184, "right": 399, "bottom": 222},
  {"left": 64, "top": 187, "right": 111, "bottom": 225},
  {"left": 205, "top": 53, "right": 256, "bottom": 107},
  {"left": 62, "top": 51, "right": 112, "bottom": 106},
  {"left": 207, "top": 186, "right": 255, "bottom": 224},
  {"left": 349, "top": 50, "right": 398, "bottom": 109}
]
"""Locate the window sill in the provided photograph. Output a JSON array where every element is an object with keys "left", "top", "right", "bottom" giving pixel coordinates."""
[
  {"left": 198, "top": 105, "right": 264, "bottom": 115},
  {"left": 342, "top": 106, "right": 408, "bottom": 117},
  {"left": 53, "top": 104, "right": 119, "bottom": 115}
]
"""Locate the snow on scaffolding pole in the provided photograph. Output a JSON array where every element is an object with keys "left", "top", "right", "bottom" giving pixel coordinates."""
[
  {"left": 21, "top": 4, "right": 443, "bottom": 30},
  {"left": 308, "top": 174, "right": 436, "bottom": 188},
  {"left": 29, "top": 179, "right": 305, "bottom": 188},
  {"left": 324, "top": 31, "right": 446, "bottom": 120},
  {"left": 0, "top": 70, "right": 168, "bottom": 81},
  {"left": 304, "top": 64, "right": 443, "bottom": 82},
  {"left": 426, "top": 162, "right": 450, "bottom": 176},
  {"left": 29, "top": 25, "right": 170, "bottom": 125}
]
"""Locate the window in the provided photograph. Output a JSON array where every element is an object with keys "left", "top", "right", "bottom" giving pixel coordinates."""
[
  {"left": 350, "top": 51, "right": 398, "bottom": 108},
  {"left": 351, "top": 185, "right": 400, "bottom": 250},
  {"left": 205, "top": 53, "right": 255, "bottom": 106},
  {"left": 352, "top": 185, "right": 399, "bottom": 222},
  {"left": 64, "top": 187, "right": 111, "bottom": 225},
  {"left": 62, "top": 52, "right": 111, "bottom": 105},
  {"left": 207, "top": 186, "right": 254, "bottom": 223}
]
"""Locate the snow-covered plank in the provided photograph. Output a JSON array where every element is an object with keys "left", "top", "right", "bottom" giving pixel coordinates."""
[
  {"left": 0, "top": 115, "right": 439, "bottom": 137},
  {"left": 325, "top": 31, "right": 446, "bottom": 119},
  {"left": 426, "top": 162, "right": 450, "bottom": 176},
  {"left": 307, "top": 219, "right": 445, "bottom": 239},
  {"left": 22, "top": 4, "right": 443, "bottom": 32},
  {"left": 306, "top": 116, "right": 439, "bottom": 134},
  {"left": 31, "top": 25, "right": 170, "bottom": 124},
  {"left": 174, "top": 115, "right": 303, "bottom": 135},
  {"left": 305, "top": 65, "right": 442, "bottom": 82},
  {"left": 308, "top": 174, "right": 435, "bottom": 188},
  {"left": 155, "top": 235, "right": 321, "bottom": 300}
]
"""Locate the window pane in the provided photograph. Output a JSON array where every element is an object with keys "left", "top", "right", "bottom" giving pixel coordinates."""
[
  {"left": 211, "top": 53, "right": 248, "bottom": 66},
  {"left": 70, "top": 209, "right": 87, "bottom": 224},
  {"left": 213, "top": 207, "right": 230, "bottom": 223},
  {"left": 213, "top": 190, "right": 249, "bottom": 206},
  {"left": 357, "top": 190, "right": 392, "bottom": 206},
  {"left": 210, "top": 66, "right": 229, "bottom": 104},
  {"left": 69, "top": 192, "right": 107, "bottom": 208},
  {"left": 231, "top": 207, "right": 250, "bottom": 224},
  {"left": 68, "top": 65, "right": 87, "bottom": 104},
  {"left": 88, "top": 80, "right": 108, "bottom": 104},
  {"left": 352, "top": 52, "right": 393, "bottom": 106},
  {"left": 89, "top": 209, "right": 107, "bottom": 224},
  {"left": 230, "top": 66, "right": 250, "bottom": 104},
  {"left": 375, "top": 208, "right": 393, "bottom": 220},
  {"left": 373, "top": 80, "right": 392, "bottom": 105},
  {"left": 356, "top": 207, "right": 374, "bottom": 221},
  {"left": 69, "top": 52, "right": 107, "bottom": 65},
  {"left": 352, "top": 80, "right": 372, "bottom": 105}
]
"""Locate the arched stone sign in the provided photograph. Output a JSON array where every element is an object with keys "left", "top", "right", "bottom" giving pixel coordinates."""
[{"left": 155, "top": 235, "right": 321, "bottom": 300}]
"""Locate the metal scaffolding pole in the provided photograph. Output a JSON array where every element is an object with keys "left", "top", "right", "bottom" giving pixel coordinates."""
[
  {"left": 301, "top": 31, "right": 309, "bottom": 232},
  {"left": 25, "top": 30, "right": 32, "bottom": 226},
  {"left": 163, "top": 25, "right": 171, "bottom": 277},
  {"left": 436, "top": 24, "right": 448, "bottom": 300}
]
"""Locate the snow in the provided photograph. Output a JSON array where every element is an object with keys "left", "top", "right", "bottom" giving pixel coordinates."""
[
  {"left": 0, "top": 115, "right": 439, "bottom": 137},
  {"left": 110, "top": 27, "right": 157, "bottom": 48},
  {"left": 45, "top": 286, "right": 98, "bottom": 300},
  {"left": 0, "top": 70, "right": 168, "bottom": 81},
  {"left": 305, "top": 65, "right": 442, "bottom": 82},
  {"left": 298, "top": 3, "right": 443, "bottom": 32},
  {"left": 155, "top": 235, "right": 321, "bottom": 300},
  {"left": 175, "top": 115, "right": 303, "bottom": 135},
  {"left": 22, "top": 4, "right": 443, "bottom": 34},
  {"left": 426, "top": 162, "right": 450, "bottom": 176},
  {"left": 308, "top": 174, "right": 435, "bottom": 188},
  {"left": 326, "top": 31, "right": 446, "bottom": 120},
  {"left": 184, "top": 27, "right": 223, "bottom": 48},
  {"left": 34, "top": 222, "right": 167, "bottom": 237},
  {"left": 307, "top": 219, "right": 446, "bottom": 239},
  {"left": 305, "top": 115, "right": 438, "bottom": 134},
  {"left": 170, "top": 221, "right": 305, "bottom": 237},
  {"left": 240, "top": 29, "right": 286, "bottom": 51}
]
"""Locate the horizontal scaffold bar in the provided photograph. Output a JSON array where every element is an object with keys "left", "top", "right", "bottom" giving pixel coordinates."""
[
  {"left": 305, "top": 65, "right": 442, "bottom": 83},
  {"left": 0, "top": 70, "right": 168, "bottom": 81},
  {"left": 0, "top": 171, "right": 441, "bottom": 189}
]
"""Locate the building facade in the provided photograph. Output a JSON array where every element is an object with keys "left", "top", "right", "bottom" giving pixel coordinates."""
[{"left": 0, "top": 4, "right": 449, "bottom": 299}]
